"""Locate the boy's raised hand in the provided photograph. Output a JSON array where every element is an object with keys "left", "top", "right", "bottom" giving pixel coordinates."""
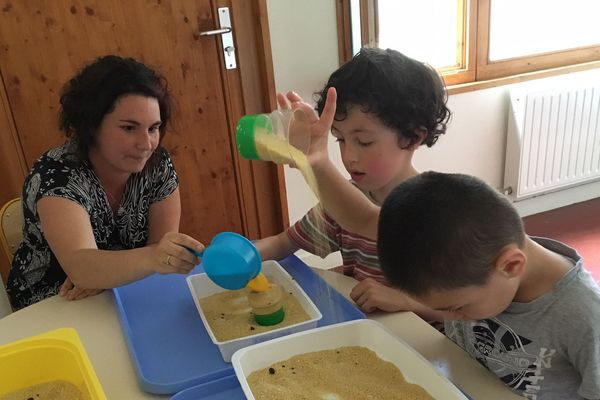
[
  {"left": 276, "top": 91, "right": 300, "bottom": 109},
  {"left": 277, "top": 88, "right": 337, "bottom": 168},
  {"left": 278, "top": 88, "right": 378, "bottom": 240}
]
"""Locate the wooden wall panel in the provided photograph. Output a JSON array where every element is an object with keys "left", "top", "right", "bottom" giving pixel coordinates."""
[
  {"left": 0, "top": 0, "right": 287, "bottom": 286},
  {"left": 0, "top": 1, "right": 244, "bottom": 244}
]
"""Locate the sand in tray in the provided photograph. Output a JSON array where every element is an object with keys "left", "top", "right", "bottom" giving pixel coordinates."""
[
  {"left": 248, "top": 346, "right": 435, "bottom": 400},
  {"left": 199, "top": 286, "right": 310, "bottom": 341},
  {"left": 0, "top": 380, "right": 88, "bottom": 400}
]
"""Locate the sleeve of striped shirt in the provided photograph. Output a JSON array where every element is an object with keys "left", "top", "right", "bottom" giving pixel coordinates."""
[{"left": 286, "top": 205, "right": 340, "bottom": 258}]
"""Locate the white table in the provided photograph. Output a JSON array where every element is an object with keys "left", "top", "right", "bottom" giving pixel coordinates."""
[{"left": 0, "top": 269, "right": 523, "bottom": 399}]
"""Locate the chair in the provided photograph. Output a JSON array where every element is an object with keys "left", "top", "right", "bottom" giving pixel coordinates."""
[
  {"left": 1, "top": 197, "right": 23, "bottom": 262},
  {"left": 0, "top": 197, "right": 22, "bottom": 317}
]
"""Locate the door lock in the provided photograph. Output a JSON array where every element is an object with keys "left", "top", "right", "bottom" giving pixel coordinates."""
[{"left": 195, "top": 7, "right": 237, "bottom": 69}]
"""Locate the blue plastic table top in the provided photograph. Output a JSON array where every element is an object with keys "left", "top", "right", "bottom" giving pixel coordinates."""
[
  {"left": 169, "top": 375, "right": 244, "bottom": 400},
  {"left": 112, "top": 255, "right": 366, "bottom": 395}
]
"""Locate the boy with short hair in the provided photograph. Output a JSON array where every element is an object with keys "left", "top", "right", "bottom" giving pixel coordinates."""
[
  {"left": 293, "top": 90, "right": 600, "bottom": 398},
  {"left": 379, "top": 172, "right": 600, "bottom": 399},
  {"left": 256, "top": 48, "right": 449, "bottom": 318}
]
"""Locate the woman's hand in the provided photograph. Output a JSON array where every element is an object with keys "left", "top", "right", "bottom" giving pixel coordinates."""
[
  {"left": 59, "top": 277, "right": 104, "bottom": 301},
  {"left": 152, "top": 232, "right": 205, "bottom": 275}
]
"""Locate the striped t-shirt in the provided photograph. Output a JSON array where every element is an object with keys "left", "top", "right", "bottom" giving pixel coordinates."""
[{"left": 286, "top": 186, "right": 387, "bottom": 284}]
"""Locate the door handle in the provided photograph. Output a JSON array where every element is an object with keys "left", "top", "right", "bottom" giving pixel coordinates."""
[
  {"left": 194, "top": 7, "right": 237, "bottom": 70},
  {"left": 196, "top": 27, "right": 231, "bottom": 37}
]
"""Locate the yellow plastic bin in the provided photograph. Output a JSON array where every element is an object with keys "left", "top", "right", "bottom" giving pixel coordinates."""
[{"left": 0, "top": 327, "right": 106, "bottom": 399}]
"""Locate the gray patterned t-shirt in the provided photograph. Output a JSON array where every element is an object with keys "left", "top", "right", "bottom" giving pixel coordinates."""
[{"left": 445, "top": 238, "right": 600, "bottom": 400}]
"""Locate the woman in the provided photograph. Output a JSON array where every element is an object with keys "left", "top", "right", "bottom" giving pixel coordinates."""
[{"left": 7, "top": 55, "right": 204, "bottom": 310}]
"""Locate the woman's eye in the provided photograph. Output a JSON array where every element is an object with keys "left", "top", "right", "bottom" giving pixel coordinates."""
[
  {"left": 334, "top": 137, "right": 344, "bottom": 143},
  {"left": 120, "top": 125, "right": 136, "bottom": 132},
  {"left": 149, "top": 125, "right": 161, "bottom": 134},
  {"left": 358, "top": 140, "right": 373, "bottom": 147}
]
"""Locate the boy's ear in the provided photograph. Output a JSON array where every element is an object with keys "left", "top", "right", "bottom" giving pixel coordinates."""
[
  {"left": 407, "top": 128, "right": 427, "bottom": 150},
  {"left": 494, "top": 245, "right": 526, "bottom": 278}
]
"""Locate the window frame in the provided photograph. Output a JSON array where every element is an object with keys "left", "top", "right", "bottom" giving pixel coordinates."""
[{"left": 337, "top": 0, "right": 600, "bottom": 93}]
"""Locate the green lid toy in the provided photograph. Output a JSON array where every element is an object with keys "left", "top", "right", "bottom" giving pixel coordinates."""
[
  {"left": 236, "top": 114, "right": 272, "bottom": 160},
  {"left": 248, "top": 283, "right": 285, "bottom": 326},
  {"left": 254, "top": 307, "right": 285, "bottom": 326}
]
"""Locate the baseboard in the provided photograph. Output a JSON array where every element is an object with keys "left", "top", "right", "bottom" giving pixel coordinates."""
[{"left": 511, "top": 181, "right": 600, "bottom": 217}]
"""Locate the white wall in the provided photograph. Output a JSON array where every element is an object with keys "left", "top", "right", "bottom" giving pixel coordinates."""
[
  {"left": 266, "top": 1, "right": 600, "bottom": 255},
  {"left": 414, "top": 69, "right": 600, "bottom": 217},
  {"left": 266, "top": 0, "right": 345, "bottom": 225}
]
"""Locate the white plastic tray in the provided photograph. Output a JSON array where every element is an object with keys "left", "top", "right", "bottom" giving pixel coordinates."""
[
  {"left": 186, "top": 260, "right": 322, "bottom": 362},
  {"left": 231, "top": 319, "right": 469, "bottom": 399}
]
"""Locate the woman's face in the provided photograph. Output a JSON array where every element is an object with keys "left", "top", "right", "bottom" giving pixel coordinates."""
[{"left": 89, "top": 94, "right": 161, "bottom": 175}]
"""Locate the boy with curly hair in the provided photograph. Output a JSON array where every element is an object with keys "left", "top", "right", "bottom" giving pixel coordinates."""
[{"left": 256, "top": 48, "right": 449, "bottom": 319}]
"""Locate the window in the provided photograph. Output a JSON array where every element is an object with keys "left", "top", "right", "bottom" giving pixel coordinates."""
[{"left": 337, "top": 0, "right": 600, "bottom": 91}]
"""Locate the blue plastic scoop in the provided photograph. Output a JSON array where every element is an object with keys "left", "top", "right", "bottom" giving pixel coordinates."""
[{"left": 191, "top": 232, "right": 262, "bottom": 290}]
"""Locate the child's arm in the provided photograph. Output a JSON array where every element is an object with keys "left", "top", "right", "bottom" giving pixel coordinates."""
[
  {"left": 350, "top": 278, "right": 446, "bottom": 321},
  {"left": 289, "top": 88, "right": 379, "bottom": 240},
  {"left": 254, "top": 231, "right": 300, "bottom": 261}
]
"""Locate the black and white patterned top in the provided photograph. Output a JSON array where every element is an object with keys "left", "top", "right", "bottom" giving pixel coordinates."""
[{"left": 6, "top": 141, "right": 178, "bottom": 310}]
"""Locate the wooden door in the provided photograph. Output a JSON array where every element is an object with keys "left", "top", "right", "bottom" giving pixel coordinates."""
[{"left": 0, "top": 0, "right": 288, "bottom": 283}]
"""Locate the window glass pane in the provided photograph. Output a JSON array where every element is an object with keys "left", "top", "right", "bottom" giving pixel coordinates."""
[
  {"left": 376, "top": 0, "right": 460, "bottom": 68},
  {"left": 351, "top": 0, "right": 362, "bottom": 55},
  {"left": 489, "top": 0, "right": 600, "bottom": 61}
]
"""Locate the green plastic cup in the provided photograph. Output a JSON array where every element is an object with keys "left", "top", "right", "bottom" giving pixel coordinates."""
[
  {"left": 236, "top": 114, "right": 271, "bottom": 160},
  {"left": 235, "top": 110, "right": 311, "bottom": 165}
]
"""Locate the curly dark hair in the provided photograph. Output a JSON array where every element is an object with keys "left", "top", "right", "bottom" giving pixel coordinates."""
[
  {"left": 378, "top": 172, "right": 525, "bottom": 297},
  {"left": 59, "top": 55, "right": 171, "bottom": 162},
  {"left": 315, "top": 48, "right": 450, "bottom": 148}
]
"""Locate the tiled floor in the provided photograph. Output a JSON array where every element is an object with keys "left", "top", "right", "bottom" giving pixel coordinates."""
[{"left": 523, "top": 197, "right": 600, "bottom": 280}]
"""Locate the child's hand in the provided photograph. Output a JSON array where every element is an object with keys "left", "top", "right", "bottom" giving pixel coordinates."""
[
  {"left": 277, "top": 88, "right": 337, "bottom": 169},
  {"left": 276, "top": 91, "right": 302, "bottom": 110},
  {"left": 350, "top": 278, "right": 446, "bottom": 321},
  {"left": 350, "top": 277, "right": 418, "bottom": 313}
]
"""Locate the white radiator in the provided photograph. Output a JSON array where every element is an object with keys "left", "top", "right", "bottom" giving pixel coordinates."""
[{"left": 504, "top": 83, "right": 600, "bottom": 201}]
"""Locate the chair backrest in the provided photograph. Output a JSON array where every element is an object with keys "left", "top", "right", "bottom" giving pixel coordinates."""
[{"left": 0, "top": 198, "right": 23, "bottom": 263}]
